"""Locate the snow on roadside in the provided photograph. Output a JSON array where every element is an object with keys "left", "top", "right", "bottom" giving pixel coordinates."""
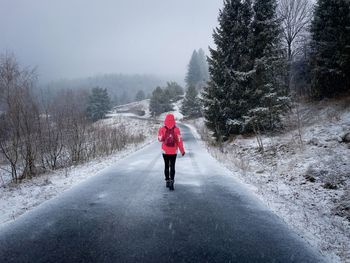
[
  {"left": 187, "top": 101, "right": 350, "bottom": 263},
  {"left": 0, "top": 115, "right": 157, "bottom": 228}
]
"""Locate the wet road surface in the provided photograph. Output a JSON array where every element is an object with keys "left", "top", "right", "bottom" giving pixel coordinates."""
[{"left": 0, "top": 124, "right": 326, "bottom": 262}]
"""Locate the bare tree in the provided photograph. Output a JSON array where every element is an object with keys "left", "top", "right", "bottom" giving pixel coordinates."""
[
  {"left": 0, "top": 54, "right": 149, "bottom": 184},
  {"left": 0, "top": 53, "right": 38, "bottom": 181},
  {"left": 54, "top": 89, "right": 90, "bottom": 165},
  {"left": 37, "top": 89, "right": 65, "bottom": 170},
  {"left": 19, "top": 88, "right": 40, "bottom": 178},
  {"left": 278, "top": 0, "right": 313, "bottom": 62}
]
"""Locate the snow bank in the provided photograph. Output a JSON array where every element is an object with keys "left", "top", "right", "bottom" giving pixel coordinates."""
[
  {"left": 0, "top": 115, "right": 158, "bottom": 228},
  {"left": 188, "top": 100, "right": 350, "bottom": 263}
]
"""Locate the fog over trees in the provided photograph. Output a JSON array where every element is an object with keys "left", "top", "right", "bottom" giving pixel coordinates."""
[
  {"left": 42, "top": 74, "right": 164, "bottom": 106},
  {"left": 149, "top": 82, "right": 184, "bottom": 117},
  {"left": 0, "top": 54, "right": 143, "bottom": 182},
  {"left": 1, "top": 0, "right": 349, "bottom": 181},
  {"left": 185, "top": 49, "right": 209, "bottom": 90}
]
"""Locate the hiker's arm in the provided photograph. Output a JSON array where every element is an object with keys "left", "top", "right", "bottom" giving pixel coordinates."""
[
  {"left": 176, "top": 129, "right": 185, "bottom": 155},
  {"left": 158, "top": 127, "right": 164, "bottom": 142}
]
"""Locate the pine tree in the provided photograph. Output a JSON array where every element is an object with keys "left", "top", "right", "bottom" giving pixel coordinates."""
[
  {"left": 135, "top": 90, "right": 146, "bottom": 101},
  {"left": 185, "top": 50, "right": 201, "bottom": 88},
  {"left": 202, "top": 0, "right": 253, "bottom": 140},
  {"left": 164, "top": 82, "right": 184, "bottom": 101},
  {"left": 181, "top": 86, "right": 202, "bottom": 118},
  {"left": 202, "top": 0, "right": 289, "bottom": 140},
  {"left": 197, "top": 48, "right": 209, "bottom": 88},
  {"left": 244, "top": 0, "right": 289, "bottom": 132},
  {"left": 86, "top": 87, "right": 111, "bottom": 121},
  {"left": 310, "top": 0, "right": 350, "bottom": 98},
  {"left": 149, "top": 87, "right": 163, "bottom": 117},
  {"left": 185, "top": 49, "right": 209, "bottom": 90},
  {"left": 149, "top": 87, "right": 173, "bottom": 117}
]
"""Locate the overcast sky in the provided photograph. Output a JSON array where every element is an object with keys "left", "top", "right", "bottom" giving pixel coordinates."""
[{"left": 0, "top": 0, "right": 223, "bottom": 83}]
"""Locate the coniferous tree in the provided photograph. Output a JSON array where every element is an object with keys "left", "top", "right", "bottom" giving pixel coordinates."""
[
  {"left": 202, "top": 0, "right": 253, "bottom": 140},
  {"left": 202, "top": 0, "right": 289, "bottom": 140},
  {"left": 149, "top": 87, "right": 173, "bottom": 116},
  {"left": 162, "top": 91, "right": 173, "bottom": 113},
  {"left": 164, "top": 82, "right": 184, "bottom": 101},
  {"left": 185, "top": 49, "right": 209, "bottom": 89},
  {"left": 185, "top": 50, "right": 201, "bottom": 88},
  {"left": 86, "top": 87, "right": 111, "bottom": 121},
  {"left": 197, "top": 48, "right": 209, "bottom": 88},
  {"left": 310, "top": 0, "right": 350, "bottom": 98},
  {"left": 149, "top": 87, "right": 163, "bottom": 117},
  {"left": 135, "top": 90, "right": 146, "bottom": 101},
  {"left": 181, "top": 86, "right": 202, "bottom": 118},
  {"left": 244, "top": 0, "right": 289, "bottom": 132}
]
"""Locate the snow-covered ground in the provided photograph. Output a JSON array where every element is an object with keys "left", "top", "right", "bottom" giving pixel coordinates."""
[
  {"left": 0, "top": 115, "right": 158, "bottom": 228},
  {"left": 2, "top": 95, "right": 349, "bottom": 261},
  {"left": 187, "top": 98, "right": 350, "bottom": 263},
  {"left": 0, "top": 97, "right": 184, "bottom": 228},
  {"left": 112, "top": 99, "right": 152, "bottom": 118},
  {"left": 111, "top": 98, "right": 184, "bottom": 122}
]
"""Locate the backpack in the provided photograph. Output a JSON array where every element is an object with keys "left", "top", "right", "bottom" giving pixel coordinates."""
[{"left": 164, "top": 126, "right": 176, "bottom": 147}]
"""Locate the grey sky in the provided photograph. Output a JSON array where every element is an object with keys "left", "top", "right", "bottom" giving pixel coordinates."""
[{"left": 0, "top": 0, "right": 223, "bottom": 83}]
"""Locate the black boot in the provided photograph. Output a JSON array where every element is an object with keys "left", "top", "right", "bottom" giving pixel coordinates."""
[
  {"left": 169, "top": 180, "right": 174, "bottom": 191},
  {"left": 166, "top": 180, "right": 170, "bottom": 188}
]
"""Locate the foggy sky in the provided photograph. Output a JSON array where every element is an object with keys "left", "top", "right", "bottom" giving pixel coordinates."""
[{"left": 0, "top": 0, "right": 223, "bottom": 83}]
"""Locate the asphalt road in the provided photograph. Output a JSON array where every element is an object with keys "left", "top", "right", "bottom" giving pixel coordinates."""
[{"left": 0, "top": 124, "right": 326, "bottom": 263}]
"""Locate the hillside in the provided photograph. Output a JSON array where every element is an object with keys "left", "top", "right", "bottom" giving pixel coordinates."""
[
  {"left": 188, "top": 97, "right": 350, "bottom": 262},
  {"left": 0, "top": 113, "right": 158, "bottom": 227}
]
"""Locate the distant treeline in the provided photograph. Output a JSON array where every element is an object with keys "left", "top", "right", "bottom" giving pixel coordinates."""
[{"left": 41, "top": 74, "right": 165, "bottom": 106}]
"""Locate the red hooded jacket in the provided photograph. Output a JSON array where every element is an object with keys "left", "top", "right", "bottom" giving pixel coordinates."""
[{"left": 158, "top": 114, "right": 185, "bottom": 155}]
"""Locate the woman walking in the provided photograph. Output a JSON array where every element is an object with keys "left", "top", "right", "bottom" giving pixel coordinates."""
[{"left": 158, "top": 114, "right": 185, "bottom": 190}]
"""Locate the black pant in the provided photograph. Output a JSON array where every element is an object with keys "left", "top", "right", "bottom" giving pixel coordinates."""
[{"left": 162, "top": 154, "right": 177, "bottom": 180}]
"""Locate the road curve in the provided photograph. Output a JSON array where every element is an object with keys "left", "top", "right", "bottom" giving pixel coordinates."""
[{"left": 0, "top": 124, "right": 326, "bottom": 263}]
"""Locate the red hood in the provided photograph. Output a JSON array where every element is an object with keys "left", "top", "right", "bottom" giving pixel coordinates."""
[{"left": 164, "top": 114, "right": 176, "bottom": 128}]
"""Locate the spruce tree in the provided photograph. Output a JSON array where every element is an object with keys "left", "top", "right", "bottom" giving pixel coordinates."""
[
  {"left": 245, "top": 0, "right": 289, "bottom": 132},
  {"left": 181, "top": 86, "right": 202, "bottom": 118},
  {"left": 203, "top": 0, "right": 289, "bottom": 140},
  {"left": 135, "top": 90, "right": 146, "bottom": 101},
  {"left": 164, "top": 82, "right": 184, "bottom": 101},
  {"left": 149, "top": 87, "right": 163, "bottom": 117},
  {"left": 185, "top": 49, "right": 209, "bottom": 90},
  {"left": 86, "top": 87, "right": 111, "bottom": 121},
  {"left": 149, "top": 87, "right": 173, "bottom": 117},
  {"left": 310, "top": 0, "right": 350, "bottom": 98},
  {"left": 202, "top": 0, "right": 253, "bottom": 140},
  {"left": 197, "top": 48, "right": 209, "bottom": 88},
  {"left": 185, "top": 50, "right": 201, "bottom": 88}
]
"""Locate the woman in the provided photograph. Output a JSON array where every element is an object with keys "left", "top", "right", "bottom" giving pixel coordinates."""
[{"left": 158, "top": 114, "right": 185, "bottom": 190}]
